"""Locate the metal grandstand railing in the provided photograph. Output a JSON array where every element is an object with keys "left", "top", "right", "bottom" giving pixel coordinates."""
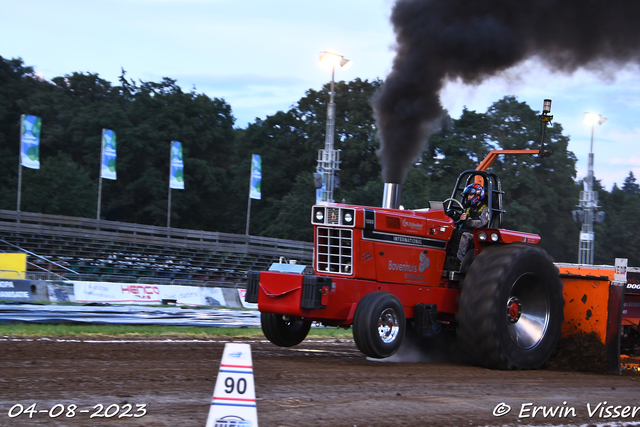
[
  {"left": 136, "top": 276, "right": 172, "bottom": 285},
  {"left": 25, "top": 271, "right": 60, "bottom": 281},
  {"left": 100, "top": 274, "right": 138, "bottom": 283},
  {"left": 0, "top": 238, "right": 78, "bottom": 281},
  {"left": 0, "top": 210, "right": 312, "bottom": 256}
]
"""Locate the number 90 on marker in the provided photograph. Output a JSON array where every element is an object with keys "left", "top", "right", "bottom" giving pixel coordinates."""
[
  {"left": 224, "top": 377, "right": 248, "bottom": 395},
  {"left": 215, "top": 373, "right": 254, "bottom": 399}
]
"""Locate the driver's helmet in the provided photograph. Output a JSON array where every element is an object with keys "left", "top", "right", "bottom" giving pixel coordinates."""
[{"left": 462, "top": 183, "right": 485, "bottom": 208}]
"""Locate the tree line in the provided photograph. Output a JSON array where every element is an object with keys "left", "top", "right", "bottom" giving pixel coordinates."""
[{"left": 0, "top": 55, "right": 637, "bottom": 266}]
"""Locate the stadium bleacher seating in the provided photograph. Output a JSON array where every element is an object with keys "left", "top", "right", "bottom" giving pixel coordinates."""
[{"left": 0, "top": 210, "right": 314, "bottom": 287}]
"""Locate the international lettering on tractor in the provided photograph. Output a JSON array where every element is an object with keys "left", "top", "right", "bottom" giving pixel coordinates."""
[{"left": 246, "top": 100, "right": 639, "bottom": 372}]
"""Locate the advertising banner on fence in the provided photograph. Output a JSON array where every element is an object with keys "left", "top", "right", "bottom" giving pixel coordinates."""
[
  {"left": 249, "top": 154, "right": 261, "bottom": 200},
  {"left": 48, "top": 283, "right": 74, "bottom": 302},
  {"left": 101, "top": 129, "right": 117, "bottom": 180},
  {"left": 20, "top": 114, "right": 41, "bottom": 169},
  {"left": 169, "top": 141, "right": 185, "bottom": 189},
  {"left": 72, "top": 281, "right": 226, "bottom": 306},
  {"left": 0, "top": 279, "right": 33, "bottom": 301}
]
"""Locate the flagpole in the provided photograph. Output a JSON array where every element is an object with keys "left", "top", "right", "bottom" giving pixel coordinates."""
[
  {"left": 167, "top": 141, "right": 173, "bottom": 228},
  {"left": 96, "top": 176, "right": 103, "bottom": 220},
  {"left": 96, "top": 129, "right": 105, "bottom": 220},
  {"left": 245, "top": 180, "right": 252, "bottom": 235},
  {"left": 167, "top": 188, "right": 172, "bottom": 228},
  {"left": 17, "top": 115, "right": 24, "bottom": 212}
]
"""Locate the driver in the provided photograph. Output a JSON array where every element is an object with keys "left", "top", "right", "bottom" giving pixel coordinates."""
[{"left": 457, "top": 183, "right": 489, "bottom": 264}]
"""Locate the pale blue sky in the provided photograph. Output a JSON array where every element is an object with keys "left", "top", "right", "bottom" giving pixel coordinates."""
[{"left": 2, "top": 0, "right": 639, "bottom": 190}]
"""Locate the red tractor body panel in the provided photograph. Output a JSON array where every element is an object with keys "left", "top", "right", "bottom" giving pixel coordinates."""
[
  {"left": 313, "top": 205, "right": 453, "bottom": 283},
  {"left": 253, "top": 203, "right": 541, "bottom": 325},
  {"left": 258, "top": 271, "right": 461, "bottom": 325}
]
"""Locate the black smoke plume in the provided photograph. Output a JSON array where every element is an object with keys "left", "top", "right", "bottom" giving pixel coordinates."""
[{"left": 373, "top": 0, "right": 640, "bottom": 184}]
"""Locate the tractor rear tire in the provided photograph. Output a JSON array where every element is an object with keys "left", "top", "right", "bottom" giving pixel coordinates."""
[
  {"left": 353, "top": 291, "right": 406, "bottom": 358},
  {"left": 457, "top": 244, "right": 564, "bottom": 370},
  {"left": 261, "top": 313, "right": 312, "bottom": 347}
]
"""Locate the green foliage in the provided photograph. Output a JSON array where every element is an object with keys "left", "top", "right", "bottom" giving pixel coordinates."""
[
  {"left": 484, "top": 96, "right": 579, "bottom": 262},
  {"left": 419, "top": 109, "right": 492, "bottom": 202},
  {"left": 1, "top": 55, "right": 636, "bottom": 265},
  {"left": 231, "top": 78, "right": 383, "bottom": 238},
  {"left": 0, "top": 57, "right": 50, "bottom": 209},
  {"left": 622, "top": 171, "right": 640, "bottom": 196},
  {"left": 413, "top": 96, "right": 579, "bottom": 262},
  {"left": 0, "top": 57, "right": 235, "bottom": 230},
  {"left": 118, "top": 77, "right": 235, "bottom": 230},
  {"left": 20, "top": 152, "right": 97, "bottom": 217},
  {"left": 595, "top": 181, "right": 640, "bottom": 266},
  {"left": 262, "top": 173, "right": 317, "bottom": 241}
]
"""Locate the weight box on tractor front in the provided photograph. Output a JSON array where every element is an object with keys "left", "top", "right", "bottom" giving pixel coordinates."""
[{"left": 245, "top": 101, "right": 638, "bottom": 372}]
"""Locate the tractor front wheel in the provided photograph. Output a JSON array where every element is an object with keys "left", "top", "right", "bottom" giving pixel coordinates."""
[
  {"left": 261, "top": 313, "right": 312, "bottom": 347},
  {"left": 457, "top": 244, "right": 564, "bottom": 369},
  {"left": 353, "top": 291, "right": 406, "bottom": 358}
]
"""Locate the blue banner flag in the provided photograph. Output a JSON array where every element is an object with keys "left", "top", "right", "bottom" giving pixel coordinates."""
[
  {"left": 316, "top": 168, "right": 326, "bottom": 204},
  {"left": 101, "top": 129, "right": 116, "bottom": 180},
  {"left": 249, "top": 154, "right": 261, "bottom": 200},
  {"left": 169, "top": 141, "right": 184, "bottom": 190},
  {"left": 20, "top": 115, "right": 41, "bottom": 170}
]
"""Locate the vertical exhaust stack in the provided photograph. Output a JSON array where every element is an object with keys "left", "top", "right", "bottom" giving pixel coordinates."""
[{"left": 382, "top": 183, "right": 402, "bottom": 209}]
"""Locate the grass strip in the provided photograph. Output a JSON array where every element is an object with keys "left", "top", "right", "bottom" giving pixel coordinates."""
[{"left": 0, "top": 323, "right": 353, "bottom": 338}]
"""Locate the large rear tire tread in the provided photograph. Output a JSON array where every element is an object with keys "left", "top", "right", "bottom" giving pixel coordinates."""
[
  {"left": 457, "top": 243, "right": 564, "bottom": 370},
  {"left": 261, "top": 313, "right": 312, "bottom": 347},
  {"left": 353, "top": 291, "right": 406, "bottom": 359}
]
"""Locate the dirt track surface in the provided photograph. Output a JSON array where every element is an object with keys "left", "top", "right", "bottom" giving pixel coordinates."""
[{"left": 0, "top": 336, "right": 639, "bottom": 427}]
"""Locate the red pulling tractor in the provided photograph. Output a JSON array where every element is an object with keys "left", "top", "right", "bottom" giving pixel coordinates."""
[
  {"left": 246, "top": 167, "right": 562, "bottom": 370},
  {"left": 245, "top": 102, "right": 632, "bottom": 371}
]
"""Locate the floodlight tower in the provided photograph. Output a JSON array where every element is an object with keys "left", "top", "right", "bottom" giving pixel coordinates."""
[
  {"left": 578, "top": 112, "right": 607, "bottom": 265},
  {"left": 316, "top": 51, "right": 352, "bottom": 204}
]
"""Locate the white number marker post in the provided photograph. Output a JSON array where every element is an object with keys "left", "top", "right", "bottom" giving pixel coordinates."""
[{"left": 206, "top": 343, "right": 258, "bottom": 427}]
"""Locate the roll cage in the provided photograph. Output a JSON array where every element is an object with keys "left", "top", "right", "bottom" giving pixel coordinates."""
[{"left": 450, "top": 170, "right": 505, "bottom": 229}]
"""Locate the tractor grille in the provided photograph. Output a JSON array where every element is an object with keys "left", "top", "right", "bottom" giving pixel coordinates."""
[{"left": 316, "top": 227, "right": 353, "bottom": 275}]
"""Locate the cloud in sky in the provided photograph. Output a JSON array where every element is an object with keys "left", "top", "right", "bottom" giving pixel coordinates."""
[
  {"left": 610, "top": 156, "right": 640, "bottom": 166},
  {"left": 172, "top": 73, "right": 307, "bottom": 94},
  {"left": 170, "top": 73, "right": 315, "bottom": 125}
]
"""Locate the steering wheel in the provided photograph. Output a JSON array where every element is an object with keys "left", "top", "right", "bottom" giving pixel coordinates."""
[{"left": 443, "top": 198, "right": 465, "bottom": 223}]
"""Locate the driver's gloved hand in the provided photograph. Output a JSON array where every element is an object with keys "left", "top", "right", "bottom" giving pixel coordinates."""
[{"left": 446, "top": 209, "right": 461, "bottom": 221}]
